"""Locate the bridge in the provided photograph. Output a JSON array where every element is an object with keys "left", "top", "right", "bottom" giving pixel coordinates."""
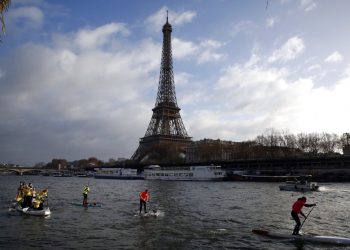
[{"left": 0, "top": 166, "right": 48, "bottom": 175}]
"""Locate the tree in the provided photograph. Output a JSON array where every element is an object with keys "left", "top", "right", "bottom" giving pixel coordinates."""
[
  {"left": 340, "top": 133, "right": 350, "bottom": 146},
  {"left": 0, "top": 0, "right": 11, "bottom": 41}
]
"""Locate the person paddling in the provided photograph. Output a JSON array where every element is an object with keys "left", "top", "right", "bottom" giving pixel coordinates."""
[
  {"left": 83, "top": 185, "right": 90, "bottom": 207},
  {"left": 291, "top": 196, "right": 316, "bottom": 235},
  {"left": 139, "top": 189, "right": 149, "bottom": 214}
]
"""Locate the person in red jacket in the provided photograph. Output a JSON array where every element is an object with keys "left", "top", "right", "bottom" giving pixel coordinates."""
[
  {"left": 291, "top": 197, "right": 316, "bottom": 235},
  {"left": 139, "top": 189, "right": 149, "bottom": 214}
]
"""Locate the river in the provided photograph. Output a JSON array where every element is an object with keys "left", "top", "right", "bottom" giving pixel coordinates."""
[{"left": 1, "top": 176, "right": 350, "bottom": 250}]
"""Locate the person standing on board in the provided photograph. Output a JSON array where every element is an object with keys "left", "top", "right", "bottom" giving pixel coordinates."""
[
  {"left": 83, "top": 185, "right": 90, "bottom": 207},
  {"left": 291, "top": 197, "right": 316, "bottom": 235},
  {"left": 139, "top": 189, "right": 149, "bottom": 214}
]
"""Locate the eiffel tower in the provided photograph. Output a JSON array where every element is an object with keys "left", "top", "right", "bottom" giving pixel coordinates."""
[{"left": 132, "top": 14, "right": 192, "bottom": 163}]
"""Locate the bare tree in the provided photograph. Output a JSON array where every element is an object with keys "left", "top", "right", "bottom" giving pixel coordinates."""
[
  {"left": 319, "top": 133, "right": 339, "bottom": 154},
  {"left": 340, "top": 133, "right": 350, "bottom": 146},
  {"left": 283, "top": 133, "right": 297, "bottom": 149},
  {"left": 296, "top": 133, "right": 308, "bottom": 152}
]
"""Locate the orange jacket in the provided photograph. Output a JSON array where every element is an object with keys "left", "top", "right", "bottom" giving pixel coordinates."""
[{"left": 139, "top": 191, "right": 149, "bottom": 202}]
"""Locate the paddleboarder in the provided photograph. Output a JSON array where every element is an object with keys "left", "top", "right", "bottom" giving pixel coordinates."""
[
  {"left": 83, "top": 185, "right": 90, "bottom": 207},
  {"left": 139, "top": 189, "right": 149, "bottom": 214},
  {"left": 291, "top": 196, "right": 316, "bottom": 235}
]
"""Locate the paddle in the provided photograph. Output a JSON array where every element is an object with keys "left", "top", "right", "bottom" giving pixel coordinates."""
[
  {"left": 46, "top": 194, "right": 49, "bottom": 207},
  {"left": 147, "top": 200, "right": 157, "bottom": 213},
  {"left": 300, "top": 204, "right": 316, "bottom": 230}
]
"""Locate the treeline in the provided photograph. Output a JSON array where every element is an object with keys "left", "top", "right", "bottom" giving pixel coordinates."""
[{"left": 254, "top": 129, "right": 350, "bottom": 155}]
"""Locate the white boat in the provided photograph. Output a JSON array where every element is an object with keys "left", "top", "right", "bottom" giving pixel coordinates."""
[
  {"left": 15, "top": 204, "right": 51, "bottom": 216},
  {"left": 143, "top": 165, "right": 225, "bottom": 181},
  {"left": 94, "top": 168, "right": 144, "bottom": 180},
  {"left": 252, "top": 229, "right": 350, "bottom": 245},
  {"left": 279, "top": 180, "right": 319, "bottom": 192},
  {"left": 52, "top": 171, "right": 72, "bottom": 177}
]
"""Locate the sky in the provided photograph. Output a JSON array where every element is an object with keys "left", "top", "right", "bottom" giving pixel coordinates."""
[{"left": 1, "top": 0, "right": 350, "bottom": 165}]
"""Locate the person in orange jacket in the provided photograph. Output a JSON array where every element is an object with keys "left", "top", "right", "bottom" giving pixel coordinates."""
[
  {"left": 139, "top": 189, "right": 149, "bottom": 214},
  {"left": 291, "top": 197, "right": 316, "bottom": 235}
]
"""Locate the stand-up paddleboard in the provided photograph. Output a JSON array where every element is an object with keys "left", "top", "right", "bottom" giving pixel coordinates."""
[
  {"left": 71, "top": 202, "right": 102, "bottom": 208},
  {"left": 252, "top": 229, "right": 350, "bottom": 245},
  {"left": 137, "top": 210, "right": 161, "bottom": 217}
]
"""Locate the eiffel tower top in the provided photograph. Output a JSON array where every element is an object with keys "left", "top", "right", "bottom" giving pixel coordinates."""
[
  {"left": 162, "top": 10, "right": 172, "bottom": 32},
  {"left": 155, "top": 12, "right": 178, "bottom": 109}
]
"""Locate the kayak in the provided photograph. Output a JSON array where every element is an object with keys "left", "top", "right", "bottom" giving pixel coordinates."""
[
  {"left": 71, "top": 202, "right": 102, "bottom": 208},
  {"left": 15, "top": 205, "right": 51, "bottom": 217},
  {"left": 252, "top": 229, "right": 350, "bottom": 245}
]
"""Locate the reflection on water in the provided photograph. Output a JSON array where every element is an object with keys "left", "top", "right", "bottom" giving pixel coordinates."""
[{"left": 1, "top": 176, "right": 350, "bottom": 250}]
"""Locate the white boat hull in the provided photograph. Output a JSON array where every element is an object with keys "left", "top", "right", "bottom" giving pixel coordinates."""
[
  {"left": 15, "top": 205, "right": 51, "bottom": 216},
  {"left": 144, "top": 165, "right": 225, "bottom": 181},
  {"left": 94, "top": 174, "right": 143, "bottom": 180}
]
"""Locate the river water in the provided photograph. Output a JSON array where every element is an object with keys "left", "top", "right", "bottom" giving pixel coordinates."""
[{"left": 1, "top": 176, "right": 350, "bottom": 250}]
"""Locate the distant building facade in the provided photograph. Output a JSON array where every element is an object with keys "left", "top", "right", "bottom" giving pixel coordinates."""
[{"left": 186, "top": 138, "right": 304, "bottom": 163}]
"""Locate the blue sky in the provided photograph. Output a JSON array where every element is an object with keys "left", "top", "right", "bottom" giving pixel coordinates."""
[{"left": 1, "top": 0, "right": 350, "bottom": 165}]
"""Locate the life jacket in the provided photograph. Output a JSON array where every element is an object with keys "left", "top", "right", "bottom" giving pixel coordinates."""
[
  {"left": 139, "top": 191, "right": 148, "bottom": 202},
  {"left": 32, "top": 190, "right": 48, "bottom": 209},
  {"left": 26, "top": 187, "right": 33, "bottom": 196},
  {"left": 37, "top": 190, "right": 48, "bottom": 201},
  {"left": 20, "top": 186, "right": 26, "bottom": 198},
  {"left": 16, "top": 188, "right": 23, "bottom": 200},
  {"left": 32, "top": 199, "right": 41, "bottom": 209},
  {"left": 83, "top": 186, "right": 90, "bottom": 195},
  {"left": 292, "top": 199, "right": 305, "bottom": 213},
  {"left": 22, "top": 186, "right": 29, "bottom": 196}
]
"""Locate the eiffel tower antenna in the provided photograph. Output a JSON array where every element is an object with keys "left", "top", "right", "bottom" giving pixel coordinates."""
[{"left": 132, "top": 14, "right": 192, "bottom": 163}]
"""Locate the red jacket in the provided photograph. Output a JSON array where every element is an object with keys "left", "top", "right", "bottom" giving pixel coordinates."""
[
  {"left": 292, "top": 199, "right": 305, "bottom": 213},
  {"left": 139, "top": 191, "right": 149, "bottom": 202}
]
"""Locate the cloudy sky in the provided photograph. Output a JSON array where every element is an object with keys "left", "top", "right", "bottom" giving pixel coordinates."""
[{"left": 1, "top": 0, "right": 350, "bottom": 165}]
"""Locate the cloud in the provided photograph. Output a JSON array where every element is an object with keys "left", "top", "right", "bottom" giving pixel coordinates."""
[
  {"left": 172, "top": 37, "right": 198, "bottom": 58},
  {"left": 7, "top": 6, "right": 44, "bottom": 32},
  {"left": 307, "top": 64, "right": 321, "bottom": 71},
  {"left": 324, "top": 51, "right": 343, "bottom": 63},
  {"left": 0, "top": 24, "right": 161, "bottom": 164},
  {"left": 230, "top": 20, "right": 257, "bottom": 37},
  {"left": 73, "top": 23, "right": 130, "bottom": 50},
  {"left": 197, "top": 40, "right": 226, "bottom": 64},
  {"left": 145, "top": 7, "right": 196, "bottom": 32},
  {"left": 183, "top": 52, "right": 350, "bottom": 142},
  {"left": 268, "top": 36, "right": 305, "bottom": 63},
  {"left": 299, "top": 0, "right": 317, "bottom": 12},
  {"left": 172, "top": 38, "right": 225, "bottom": 64},
  {"left": 266, "top": 17, "right": 279, "bottom": 28}
]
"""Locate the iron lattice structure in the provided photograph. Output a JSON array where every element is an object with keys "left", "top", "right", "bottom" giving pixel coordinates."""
[{"left": 132, "top": 16, "right": 192, "bottom": 162}]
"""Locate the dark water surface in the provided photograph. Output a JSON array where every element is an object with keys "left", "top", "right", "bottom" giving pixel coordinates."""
[{"left": 1, "top": 176, "right": 350, "bottom": 250}]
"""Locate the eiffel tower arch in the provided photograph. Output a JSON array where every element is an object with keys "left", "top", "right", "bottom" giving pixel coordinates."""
[{"left": 132, "top": 15, "right": 192, "bottom": 163}]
